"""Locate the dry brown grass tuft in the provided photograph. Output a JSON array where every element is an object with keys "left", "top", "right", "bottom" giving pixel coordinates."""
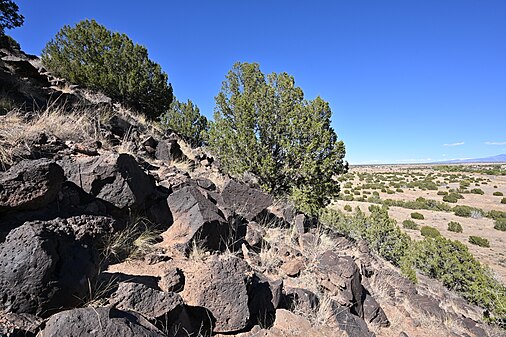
[{"left": 0, "top": 103, "right": 106, "bottom": 168}]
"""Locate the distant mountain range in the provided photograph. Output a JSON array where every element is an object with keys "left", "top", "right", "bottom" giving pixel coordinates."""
[{"left": 435, "top": 154, "right": 506, "bottom": 164}]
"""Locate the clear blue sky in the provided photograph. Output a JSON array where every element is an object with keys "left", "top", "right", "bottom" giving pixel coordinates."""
[{"left": 8, "top": 1, "right": 506, "bottom": 164}]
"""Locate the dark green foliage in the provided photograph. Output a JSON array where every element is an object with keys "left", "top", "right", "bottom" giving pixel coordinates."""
[
  {"left": 468, "top": 236, "right": 490, "bottom": 248},
  {"left": 402, "top": 219, "right": 419, "bottom": 230},
  {"left": 447, "top": 221, "right": 463, "bottom": 233},
  {"left": 493, "top": 191, "right": 504, "bottom": 196},
  {"left": 0, "top": 0, "right": 24, "bottom": 33},
  {"left": 209, "top": 62, "right": 347, "bottom": 215},
  {"left": 343, "top": 204, "right": 352, "bottom": 212},
  {"left": 412, "top": 236, "right": 505, "bottom": 321},
  {"left": 501, "top": 197, "right": 506, "bottom": 204},
  {"left": 488, "top": 210, "right": 506, "bottom": 220},
  {"left": 454, "top": 205, "right": 473, "bottom": 217},
  {"left": 420, "top": 226, "right": 441, "bottom": 238},
  {"left": 470, "top": 188, "right": 484, "bottom": 195},
  {"left": 443, "top": 194, "right": 458, "bottom": 203},
  {"left": 437, "top": 191, "right": 448, "bottom": 196},
  {"left": 494, "top": 218, "right": 506, "bottom": 231},
  {"left": 411, "top": 212, "right": 424, "bottom": 220},
  {"left": 159, "top": 99, "right": 208, "bottom": 147},
  {"left": 42, "top": 19, "right": 173, "bottom": 120}
]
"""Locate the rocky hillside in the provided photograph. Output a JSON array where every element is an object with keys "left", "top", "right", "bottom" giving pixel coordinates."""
[{"left": 0, "top": 36, "right": 502, "bottom": 337}]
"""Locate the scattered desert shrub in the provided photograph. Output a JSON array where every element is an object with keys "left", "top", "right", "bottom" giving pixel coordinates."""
[
  {"left": 454, "top": 205, "right": 473, "bottom": 217},
  {"left": 343, "top": 204, "right": 352, "bottom": 212},
  {"left": 470, "top": 188, "right": 484, "bottom": 195},
  {"left": 488, "top": 210, "right": 506, "bottom": 220},
  {"left": 493, "top": 191, "right": 504, "bottom": 196},
  {"left": 468, "top": 236, "right": 490, "bottom": 248},
  {"left": 402, "top": 219, "right": 419, "bottom": 230},
  {"left": 501, "top": 197, "right": 506, "bottom": 204},
  {"left": 437, "top": 191, "right": 448, "bottom": 196},
  {"left": 42, "top": 19, "right": 173, "bottom": 120},
  {"left": 447, "top": 221, "right": 463, "bottom": 233},
  {"left": 443, "top": 194, "right": 458, "bottom": 203},
  {"left": 411, "top": 212, "right": 424, "bottom": 220},
  {"left": 412, "top": 236, "right": 505, "bottom": 322},
  {"left": 494, "top": 219, "right": 506, "bottom": 231},
  {"left": 420, "top": 226, "right": 440, "bottom": 238}
]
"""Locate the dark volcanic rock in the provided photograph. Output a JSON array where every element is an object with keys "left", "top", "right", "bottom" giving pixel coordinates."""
[
  {"left": 362, "top": 292, "right": 389, "bottom": 327},
  {"left": 110, "top": 282, "right": 184, "bottom": 320},
  {"left": 155, "top": 139, "right": 184, "bottom": 162},
  {"left": 0, "top": 310, "right": 43, "bottom": 337},
  {"left": 160, "top": 268, "right": 185, "bottom": 292},
  {"left": 316, "top": 251, "right": 364, "bottom": 317},
  {"left": 37, "top": 306, "right": 166, "bottom": 337},
  {"left": 0, "top": 159, "right": 64, "bottom": 213},
  {"left": 221, "top": 180, "right": 273, "bottom": 221},
  {"left": 163, "top": 185, "right": 229, "bottom": 253},
  {"left": 0, "top": 216, "right": 114, "bottom": 316},
  {"left": 247, "top": 273, "right": 283, "bottom": 326},
  {"left": 61, "top": 152, "right": 158, "bottom": 211},
  {"left": 182, "top": 255, "right": 251, "bottom": 333}
]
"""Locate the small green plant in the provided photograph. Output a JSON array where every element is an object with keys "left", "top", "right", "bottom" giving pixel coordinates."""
[
  {"left": 420, "top": 226, "right": 441, "bottom": 238},
  {"left": 402, "top": 219, "right": 419, "bottom": 230},
  {"left": 468, "top": 236, "right": 490, "bottom": 248},
  {"left": 501, "top": 197, "right": 506, "bottom": 204},
  {"left": 493, "top": 191, "right": 504, "bottom": 196},
  {"left": 443, "top": 194, "right": 458, "bottom": 203},
  {"left": 437, "top": 191, "right": 448, "bottom": 196},
  {"left": 411, "top": 212, "right": 424, "bottom": 220},
  {"left": 447, "top": 221, "right": 463, "bottom": 233},
  {"left": 343, "top": 204, "right": 352, "bottom": 212},
  {"left": 470, "top": 188, "right": 484, "bottom": 195},
  {"left": 494, "top": 218, "right": 506, "bottom": 231},
  {"left": 454, "top": 205, "right": 472, "bottom": 217}
]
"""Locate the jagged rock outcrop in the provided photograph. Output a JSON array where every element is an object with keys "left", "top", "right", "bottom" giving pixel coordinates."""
[
  {"left": 0, "top": 216, "right": 114, "bottom": 316},
  {"left": 182, "top": 254, "right": 251, "bottom": 333},
  {"left": 0, "top": 159, "right": 64, "bottom": 213},
  {"left": 37, "top": 307, "right": 166, "bottom": 337},
  {"left": 60, "top": 152, "right": 159, "bottom": 211},
  {"left": 110, "top": 282, "right": 184, "bottom": 321},
  {"left": 162, "top": 185, "right": 229, "bottom": 253}
]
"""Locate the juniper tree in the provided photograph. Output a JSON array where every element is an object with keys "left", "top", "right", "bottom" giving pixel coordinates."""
[
  {"left": 160, "top": 99, "right": 208, "bottom": 147},
  {"left": 209, "top": 62, "right": 347, "bottom": 214},
  {"left": 0, "top": 0, "right": 23, "bottom": 34},
  {"left": 42, "top": 19, "right": 172, "bottom": 120}
]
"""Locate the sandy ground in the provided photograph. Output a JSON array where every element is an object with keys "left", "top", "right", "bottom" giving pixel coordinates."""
[{"left": 334, "top": 164, "right": 506, "bottom": 284}]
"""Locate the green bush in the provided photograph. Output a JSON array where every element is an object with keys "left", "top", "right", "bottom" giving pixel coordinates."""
[
  {"left": 402, "top": 219, "right": 419, "bottom": 230},
  {"left": 437, "top": 191, "right": 448, "bottom": 196},
  {"left": 42, "top": 19, "right": 173, "bottom": 120},
  {"left": 447, "top": 221, "right": 463, "bottom": 233},
  {"left": 343, "top": 204, "right": 352, "bottom": 212},
  {"left": 412, "top": 236, "right": 505, "bottom": 322},
  {"left": 488, "top": 210, "right": 506, "bottom": 220},
  {"left": 494, "top": 218, "right": 506, "bottom": 231},
  {"left": 209, "top": 62, "right": 347, "bottom": 215},
  {"left": 411, "top": 212, "right": 424, "bottom": 220},
  {"left": 159, "top": 99, "right": 208, "bottom": 147},
  {"left": 468, "top": 236, "right": 490, "bottom": 248},
  {"left": 454, "top": 205, "right": 473, "bottom": 217},
  {"left": 443, "top": 194, "right": 458, "bottom": 203},
  {"left": 420, "top": 226, "right": 440, "bottom": 238},
  {"left": 0, "top": 0, "right": 24, "bottom": 34},
  {"left": 501, "top": 197, "right": 506, "bottom": 204},
  {"left": 470, "top": 188, "right": 484, "bottom": 195},
  {"left": 493, "top": 191, "right": 504, "bottom": 196}
]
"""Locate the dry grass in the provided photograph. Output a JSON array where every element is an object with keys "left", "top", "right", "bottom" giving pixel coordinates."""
[
  {"left": 102, "top": 216, "right": 160, "bottom": 262},
  {"left": 0, "top": 103, "right": 105, "bottom": 168}
]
